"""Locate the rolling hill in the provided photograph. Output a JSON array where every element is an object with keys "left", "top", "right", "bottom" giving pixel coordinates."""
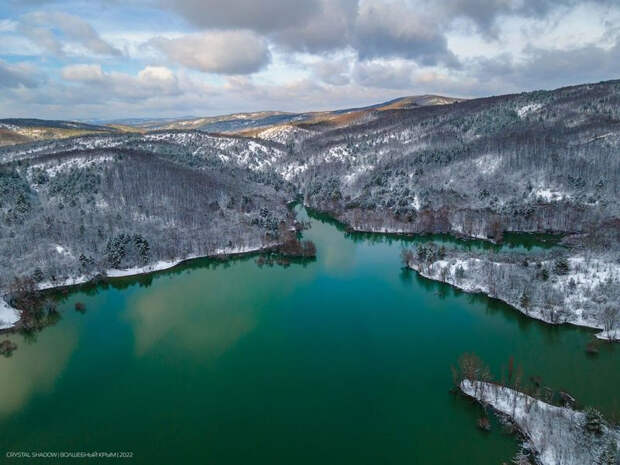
[{"left": 0, "top": 119, "right": 122, "bottom": 147}]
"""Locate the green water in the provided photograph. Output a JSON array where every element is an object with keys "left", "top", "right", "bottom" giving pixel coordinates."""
[{"left": 0, "top": 207, "right": 617, "bottom": 464}]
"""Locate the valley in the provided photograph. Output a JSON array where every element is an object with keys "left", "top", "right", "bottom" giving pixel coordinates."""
[{"left": 0, "top": 79, "right": 618, "bottom": 464}]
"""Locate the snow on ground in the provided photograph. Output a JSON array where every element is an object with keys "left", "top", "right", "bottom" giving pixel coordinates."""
[
  {"left": 279, "top": 162, "right": 307, "bottom": 182},
  {"left": 0, "top": 243, "right": 279, "bottom": 330},
  {"left": 461, "top": 380, "right": 620, "bottom": 465},
  {"left": 343, "top": 164, "right": 374, "bottom": 186},
  {"left": 325, "top": 145, "right": 351, "bottom": 163},
  {"left": 473, "top": 153, "right": 502, "bottom": 175},
  {"left": 105, "top": 243, "right": 271, "bottom": 278},
  {"left": 140, "top": 131, "right": 290, "bottom": 173},
  {"left": 406, "top": 254, "right": 619, "bottom": 339},
  {"left": 256, "top": 125, "right": 310, "bottom": 145},
  {"left": 37, "top": 243, "right": 275, "bottom": 287},
  {"left": 27, "top": 154, "right": 115, "bottom": 178},
  {"left": 0, "top": 298, "right": 19, "bottom": 330},
  {"left": 552, "top": 256, "right": 619, "bottom": 335},
  {"left": 596, "top": 329, "right": 620, "bottom": 341},
  {"left": 532, "top": 187, "right": 567, "bottom": 202},
  {"left": 517, "top": 103, "right": 542, "bottom": 118},
  {"left": 54, "top": 245, "right": 73, "bottom": 258}
]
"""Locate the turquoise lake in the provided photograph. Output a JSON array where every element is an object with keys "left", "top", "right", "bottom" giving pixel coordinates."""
[{"left": 0, "top": 206, "right": 617, "bottom": 464}]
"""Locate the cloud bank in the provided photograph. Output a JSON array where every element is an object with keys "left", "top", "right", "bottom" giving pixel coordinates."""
[{"left": 0, "top": 0, "right": 618, "bottom": 119}]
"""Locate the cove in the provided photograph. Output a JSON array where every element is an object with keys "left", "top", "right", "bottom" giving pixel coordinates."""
[{"left": 0, "top": 206, "right": 617, "bottom": 464}]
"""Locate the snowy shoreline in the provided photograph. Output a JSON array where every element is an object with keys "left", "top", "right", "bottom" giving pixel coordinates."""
[
  {"left": 304, "top": 204, "right": 564, "bottom": 244},
  {"left": 0, "top": 299, "right": 18, "bottom": 330},
  {"left": 460, "top": 380, "right": 620, "bottom": 465},
  {"left": 0, "top": 242, "right": 278, "bottom": 331},
  {"left": 309, "top": 204, "right": 618, "bottom": 340},
  {"left": 406, "top": 257, "right": 619, "bottom": 341}
]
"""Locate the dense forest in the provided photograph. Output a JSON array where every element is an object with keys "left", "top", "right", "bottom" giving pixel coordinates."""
[
  {"left": 0, "top": 141, "right": 294, "bottom": 294},
  {"left": 291, "top": 80, "right": 619, "bottom": 239}
]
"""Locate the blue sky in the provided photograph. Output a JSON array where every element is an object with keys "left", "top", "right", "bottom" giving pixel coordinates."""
[{"left": 1, "top": 0, "right": 619, "bottom": 120}]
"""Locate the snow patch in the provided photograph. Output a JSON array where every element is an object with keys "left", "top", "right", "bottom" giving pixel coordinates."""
[
  {"left": 406, "top": 254, "right": 619, "bottom": 337},
  {"left": 257, "top": 125, "right": 310, "bottom": 145},
  {"left": 29, "top": 155, "right": 114, "bottom": 178},
  {"left": 36, "top": 244, "right": 277, "bottom": 291},
  {"left": 461, "top": 380, "right": 620, "bottom": 465},
  {"left": 517, "top": 103, "right": 542, "bottom": 118},
  {"left": 0, "top": 298, "right": 19, "bottom": 330},
  {"left": 473, "top": 154, "right": 501, "bottom": 175},
  {"left": 55, "top": 245, "right": 72, "bottom": 257},
  {"left": 533, "top": 187, "right": 567, "bottom": 202}
]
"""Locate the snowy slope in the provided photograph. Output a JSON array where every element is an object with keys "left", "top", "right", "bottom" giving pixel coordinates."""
[
  {"left": 461, "top": 380, "right": 620, "bottom": 465},
  {"left": 0, "top": 298, "right": 19, "bottom": 330}
]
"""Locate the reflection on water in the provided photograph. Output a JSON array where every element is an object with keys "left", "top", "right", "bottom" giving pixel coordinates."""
[
  {"left": 128, "top": 273, "right": 258, "bottom": 359},
  {"left": 127, "top": 255, "right": 319, "bottom": 360},
  {"left": 304, "top": 206, "right": 561, "bottom": 254},
  {"left": 0, "top": 327, "right": 77, "bottom": 416}
]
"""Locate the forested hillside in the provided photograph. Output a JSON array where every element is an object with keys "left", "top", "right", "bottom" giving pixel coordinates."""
[
  {"left": 0, "top": 119, "right": 120, "bottom": 147},
  {"left": 0, "top": 134, "right": 295, "bottom": 300},
  {"left": 402, "top": 221, "right": 619, "bottom": 338},
  {"left": 293, "top": 80, "right": 619, "bottom": 239}
]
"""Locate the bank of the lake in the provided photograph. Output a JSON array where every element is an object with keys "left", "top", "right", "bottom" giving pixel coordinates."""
[
  {"left": 0, "top": 243, "right": 282, "bottom": 333},
  {"left": 0, "top": 206, "right": 617, "bottom": 464}
]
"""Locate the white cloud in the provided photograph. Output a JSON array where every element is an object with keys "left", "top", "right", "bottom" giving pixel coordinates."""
[
  {"left": 59, "top": 64, "right": 183, "bottom": 101},
  {"left": 62, "top": 64, "right": 105, "bottom": 82},
  {"left": 311, "top": 58, "right": 352, "bottom": 86},
  {"left": 149, "top": 31, "right": 271, "bottom": 74},
  {"left": 0, "top": 19, "right": 18, "bottom": 33},
  {"left": 2, "top": 0, "right": 620, "bottom": 119},
  {"left": 159, "top": 0, "right": 320, "bottom": 33},
  {"left": 137, "top": 66, "right": 175, "bottom": 84},
  {"left": 19, "top": 11, "right": 121, "bottom": 57},
  {"left": 354, "top": 0, "right": 458, "bottom": 66}
]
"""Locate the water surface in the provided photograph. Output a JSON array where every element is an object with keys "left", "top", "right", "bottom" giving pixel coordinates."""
[{"left": 1, "top": 207, "right": 617, "bottom": 464}]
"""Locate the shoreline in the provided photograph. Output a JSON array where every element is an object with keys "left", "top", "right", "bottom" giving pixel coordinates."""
[
  {"left": 3, "top": 205, "right": 615, "bottom": 342},
  {"left": 0, "top": 242, "right": 280, "bottom": 333},
  {"left": 460, "top": 379, "right": 620, "bottom": 465},
  {"left": 310, "top": 204, "right": 617, "bottom": 341},
  {"left": 303, "top": 204, "right": 566, "bottom": 246},
  {"left": 406, "top": 260, "right": 618, "bottom": 341}
]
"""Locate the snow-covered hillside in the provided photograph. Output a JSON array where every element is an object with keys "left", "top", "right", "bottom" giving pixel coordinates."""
[
  {"left": 256, "top": 125, "right": 311, "bottom": 145},
  {"left": 404, "top": 241, "right": 620, "bottom": 339},
  {"left": 296, "top": 80, "right": 620, "bottom": 239},
  {"left": 461, "top": 380, "right": 620, "bottom": 465}
]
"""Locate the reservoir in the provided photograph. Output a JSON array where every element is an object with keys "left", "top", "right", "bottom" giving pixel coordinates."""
[{"left": 0, "top": 206, "right": 617, "bottom": 464}]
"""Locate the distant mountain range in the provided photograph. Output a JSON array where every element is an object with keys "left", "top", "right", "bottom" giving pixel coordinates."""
[
  {"left": 109, "top": 95, "right": 464, "bottom": 133},
  {"left": 0, "top": 118, "right": 121, "bottom": 146},
  {"left": 0, "top": 94, "right": 463, "bottom": 146}
]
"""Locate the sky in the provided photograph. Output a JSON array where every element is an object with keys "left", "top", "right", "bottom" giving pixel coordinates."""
[{"left": 0, "top": 0, "right": 619, "bottom": 120}]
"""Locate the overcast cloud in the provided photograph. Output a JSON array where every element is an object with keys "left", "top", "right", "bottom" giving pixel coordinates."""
[{"left": 0, "top": 0, "right": 618, "bottom": 119}]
